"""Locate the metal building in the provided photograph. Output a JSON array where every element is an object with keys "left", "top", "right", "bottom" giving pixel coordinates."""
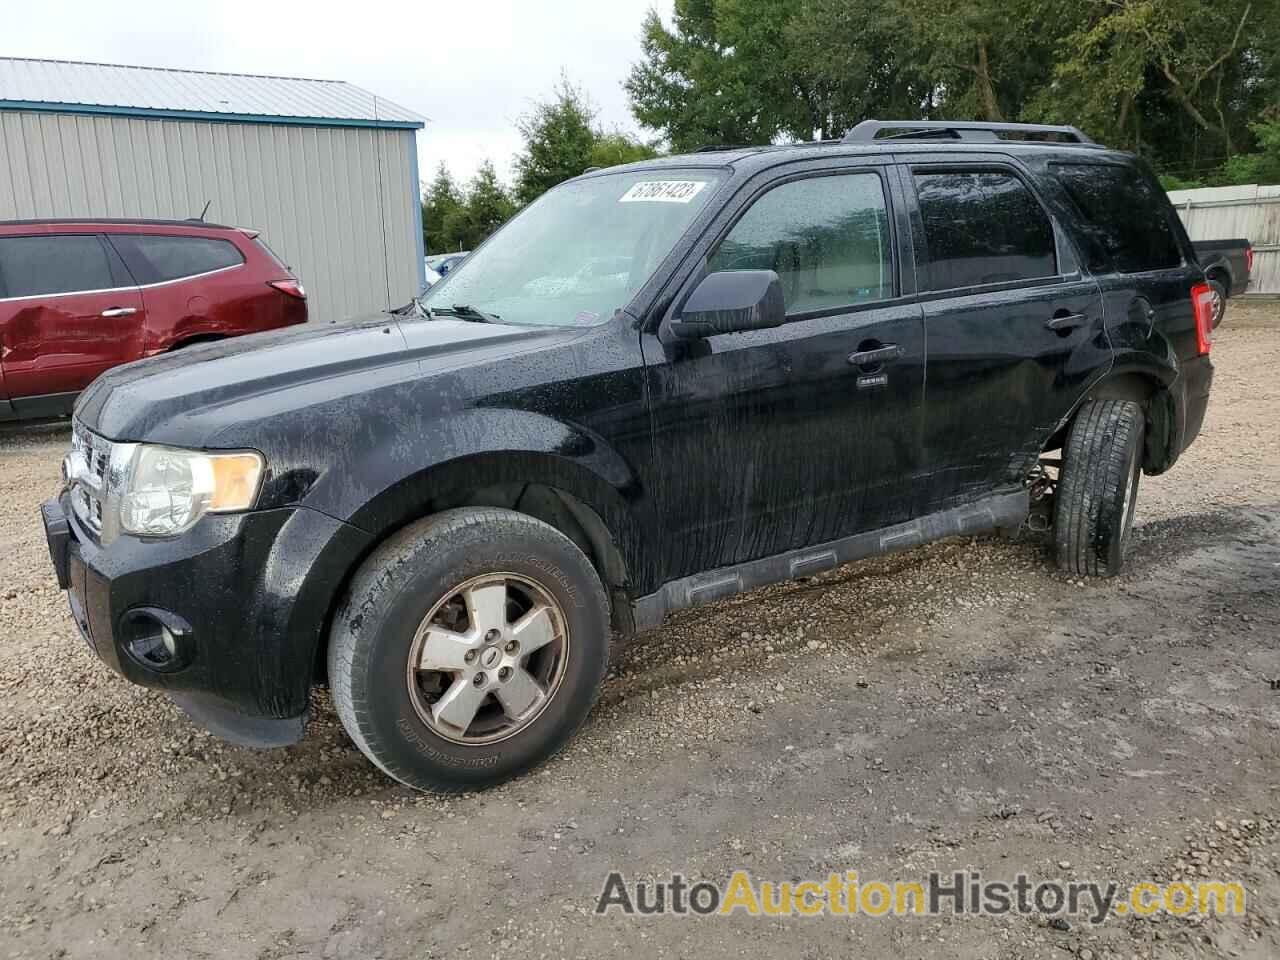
[{"left": 0, "top": 57, "right": 426, "bottom": 323}]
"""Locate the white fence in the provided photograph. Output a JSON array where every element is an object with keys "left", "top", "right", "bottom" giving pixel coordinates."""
[{"left": 1167, "top": 183, "right": 1280, "bottom": 295}]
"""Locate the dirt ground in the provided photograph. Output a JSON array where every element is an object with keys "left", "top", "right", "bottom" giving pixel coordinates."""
[{"left": 1, "top": 302, "right": 1277, "bottom": 960}]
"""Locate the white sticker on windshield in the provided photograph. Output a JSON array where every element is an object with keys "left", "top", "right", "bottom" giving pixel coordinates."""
[{"left": 619, "top": 180, "right": 708, "bottom": 204}]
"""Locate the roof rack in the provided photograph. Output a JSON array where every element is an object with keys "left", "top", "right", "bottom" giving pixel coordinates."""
[{"left": 842, "top": 120, "right": 1098, "bottom": 146}]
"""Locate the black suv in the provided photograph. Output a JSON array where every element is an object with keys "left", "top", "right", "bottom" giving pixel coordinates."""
[{"left": 43, "top": 121, "right": 1216, "bottom": 791}]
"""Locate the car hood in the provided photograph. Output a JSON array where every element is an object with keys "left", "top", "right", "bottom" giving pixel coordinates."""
[{"left": 76, "top": 312, "right": 584, "bottom": 445}]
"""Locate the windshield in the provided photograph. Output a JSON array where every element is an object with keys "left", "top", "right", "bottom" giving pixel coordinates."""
[{"left": 420, "top": 169, "right": 724, "bottom": 327}]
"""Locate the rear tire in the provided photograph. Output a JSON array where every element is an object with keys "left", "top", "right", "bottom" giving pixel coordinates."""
[
  {"left": 328, "top": 507, "right": 611, "bottom": 792},
  {"left": 1208, "top": 278, "right": 1228, "bottom": 329},
  {"left": 1054, "top": 399, "right": 1145, "bottom": 577}
]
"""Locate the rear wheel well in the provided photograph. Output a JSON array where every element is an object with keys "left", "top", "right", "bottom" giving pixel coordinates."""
[
  {"left": 314, "top": 482, "right": 633, "bottom": 683},
  {"left": 1206, "top": 267, "right": 1230, "bottom": 291},
  {"left": 1044, "top": 374, "right": 1174, "bottom": 474},
  {"left": 170, "top": 333, "right": 227, "bottom": 350}
]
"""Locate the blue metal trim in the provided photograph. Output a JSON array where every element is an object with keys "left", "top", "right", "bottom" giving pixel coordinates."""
[
  {"left": 408, "top": 132, "right": 426, "bottom": 289},
  {"left": 0, "top": 100, "right": 424, "bottom": 130}
]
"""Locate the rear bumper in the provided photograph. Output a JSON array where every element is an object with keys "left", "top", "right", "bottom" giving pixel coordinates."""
[
  {"left": 1177, "top": 354, "right": 1214, "bottom": 454},
  {"left": 42, "top": 492, "right": 372, "bottom": 744}
]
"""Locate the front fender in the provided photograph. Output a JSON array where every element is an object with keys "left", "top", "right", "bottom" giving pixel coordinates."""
[{"left": 302, "top": 407, "right": 662, "bottom": 595}]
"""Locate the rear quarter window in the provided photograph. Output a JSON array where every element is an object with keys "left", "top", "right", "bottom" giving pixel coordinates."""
[
  {"left": 110, "top": 235, "right": 245, "bottom": 284},
  {"left": 1051, "top": 162, "right": 1183, "bottom": 274},
  {"left": 252, "top": 237, "right": 291, "bottom": 272}
]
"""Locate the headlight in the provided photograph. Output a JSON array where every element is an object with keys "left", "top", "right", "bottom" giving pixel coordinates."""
[{"left": 119, "top": 445, "right": 264, "bottom": 537}]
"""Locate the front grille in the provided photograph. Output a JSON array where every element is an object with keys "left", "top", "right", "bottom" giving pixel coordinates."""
[{"left": 69, "top": 421, "right": 113, "bottom": 537}]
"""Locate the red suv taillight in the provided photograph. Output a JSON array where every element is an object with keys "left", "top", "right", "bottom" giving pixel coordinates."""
[
  {"left": 269, "top": 279, "right": 306, "bottom": 299},
  {"left": 1245, "top": 244, "right": 1254, "bottom": 274},
  {"left": 1191, "top": 282, "right": 1214, "bottom": 356}
]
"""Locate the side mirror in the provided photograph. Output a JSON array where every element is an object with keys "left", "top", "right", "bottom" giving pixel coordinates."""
[{"left": 665, "top": 270, "right": 786, "bottom": 340}]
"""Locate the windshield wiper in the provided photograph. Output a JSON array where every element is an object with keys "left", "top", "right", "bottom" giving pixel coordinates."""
[{"left": 427, "top": 304, "right": 502, "bottom": 324}]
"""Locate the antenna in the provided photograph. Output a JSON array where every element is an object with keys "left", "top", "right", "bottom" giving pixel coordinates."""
[{"left": 198, "top": 200, "right": 212, "bottom": 221}]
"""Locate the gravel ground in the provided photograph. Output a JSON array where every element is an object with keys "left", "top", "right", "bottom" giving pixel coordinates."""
[{"left": 1, "top": 301, "right": 1278, "bottom": 960}]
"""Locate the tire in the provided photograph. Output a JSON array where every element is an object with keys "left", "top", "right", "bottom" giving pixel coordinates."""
[
  {"left": 1208, "top": 278, "right": 1228, "bottom": 329},
  {"left": 1054, "top": 399, "right": 1145, "bottom": 577},
  {"left": 328, "top": 507, "right": 611, "bottom": 792}
]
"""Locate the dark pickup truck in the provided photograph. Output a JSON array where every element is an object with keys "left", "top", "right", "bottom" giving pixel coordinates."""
[
  {"left": 43, "top": 120, "right": 1216, "bottom": 792},
  {"left": 1193, "top": 238, "right": 1252, "bottom": 326}
]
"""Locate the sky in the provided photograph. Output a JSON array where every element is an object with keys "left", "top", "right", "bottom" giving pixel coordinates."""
[{"left": 4, "top": 0, "right": 674, "bottom": 189}]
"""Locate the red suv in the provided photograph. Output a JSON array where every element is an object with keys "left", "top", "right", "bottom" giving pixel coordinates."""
[{"left": 0, "top": 219, "right": 307, "bottom": 421}]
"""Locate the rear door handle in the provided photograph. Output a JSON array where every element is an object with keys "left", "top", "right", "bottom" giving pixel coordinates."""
[
  {"left": 1046, "top": 313, "right": 1087, "bottom": 331},
  {"left": 101, "top": 307, "right": 138, "bottom": 318},
  {"left": 848, "top": 343, "right": 902, "bottom": 366}
]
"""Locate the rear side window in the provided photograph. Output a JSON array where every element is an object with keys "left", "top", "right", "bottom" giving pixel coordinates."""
[
  {"left": 0, "top": 235, "right": 116, "bottom": 298},
  {"left": 913, "top": 170, "right": 1057, "bottom": 291},
  {"left": 111, "top": 235, "right": 245, "bottom": 284},
  {"left": 1052, "top": 163, "right": 1182, "bottom": 273},
  {"left": 708, "top": 172, "right": 893, "bottom": 314}
]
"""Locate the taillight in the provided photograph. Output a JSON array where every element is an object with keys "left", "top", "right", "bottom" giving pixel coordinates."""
[
  {"left": 1245, "top": 245, "right": 1254, "bottom": 273},
  {"left": 269, "top": 279, "right": 306, "bottom": 299},
  {"left": 1191, "top": 282, "right": 1214, "bottom": 355}
]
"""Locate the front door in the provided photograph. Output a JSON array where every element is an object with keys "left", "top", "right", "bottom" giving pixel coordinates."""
[
  {"left": 901, "top": 162, "right": 1110, "bottom": 509},
  {"left": 640, "top": 165, "right": 926, "bottom": 583},
  {"left": 0, "top": 233, "right": 145, "bottom": 410}
]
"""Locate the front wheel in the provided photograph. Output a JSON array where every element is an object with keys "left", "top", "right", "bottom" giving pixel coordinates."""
[
  {"left": 328, "top": 508, "right": 611, "bottom": 792},
  {"left": 1054, "top": 399, "right": 1145, "bottom": 577}
]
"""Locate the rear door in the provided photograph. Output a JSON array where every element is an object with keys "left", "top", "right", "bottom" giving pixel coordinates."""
[
  {"left": 900, "top": 159, "right": 1110, "bottom": 508},
  {"left": 640, "top": 161, "right": 927, "bottom": 581},
  {"left": 107, "top": 233, "right": 249, "bottom": 350},
  {"left": 0, "top": 233, "right": 145, "bottom": 410},
  {"left": 1048, "top": 160, "right": 1201, "bottom": 363}
]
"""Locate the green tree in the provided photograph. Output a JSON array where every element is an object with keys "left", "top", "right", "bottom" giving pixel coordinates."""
[
  {"left": 514, "top": 77, "right": 598, "bottom": 205},
  {"left": 513, "top": 76, "right": 664, "bottom": 204},
  {"left": 589, "top": 131, "right": 660, "bottom": 169},
  {"left": 624, "top": 0, "right": 1278, "bottom": 180},
  {"left": 1029, "top": 0, "right": 1275, "bottom": 163},
  {"left": 626, "top": 0, "right": 821, "bottom": 150},
  {"left": 1218, "top": 120, "right": 1280, "bottom": 184},
  {"left": 456, "top": 161, "right": 518, "bottom": 249},
  {"left": 422, "top": 164, "right": 465, "bottom": 254},
  {"left": 466, "top": 160, "right": 518, "bottom": 238},
  {"left": 894, "top": 0, "right": 1085, "bottom": 122}
]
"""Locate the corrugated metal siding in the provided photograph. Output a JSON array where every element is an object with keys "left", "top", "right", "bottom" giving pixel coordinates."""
[
  {"left": 0, "top": 110, "right": 421, "bottom": 323},
  {"left": 1168, "top": 183, "right": 1280, "bottom": 295},
  {"left": 0, "top": 57, "right": 423, "bottom": 126}
]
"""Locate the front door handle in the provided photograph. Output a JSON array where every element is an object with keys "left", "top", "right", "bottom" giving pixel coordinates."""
[
  {"left": 101, "top": 307, "right": 138, "bottom": 318},
  {"left": 1045, "top": 312, "right": 1087, "bottom": 331},
  {"left": 848, "top": 343, "right": 902, "bottom": 366}
]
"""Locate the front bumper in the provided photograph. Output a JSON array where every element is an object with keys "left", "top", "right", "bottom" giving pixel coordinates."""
[{"left": 42, "top": 492, "right": 372, "bottom": 744}]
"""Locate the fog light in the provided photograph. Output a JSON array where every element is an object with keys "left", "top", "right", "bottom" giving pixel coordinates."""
[{"left": 120, "top": 608, "right": 193, "bottom": 672}]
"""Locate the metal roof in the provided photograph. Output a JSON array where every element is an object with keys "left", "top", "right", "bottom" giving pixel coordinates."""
[{"left": 0, "top": 57, "right": 425, "bottom": 129}]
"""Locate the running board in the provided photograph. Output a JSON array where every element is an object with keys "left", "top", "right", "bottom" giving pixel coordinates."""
[{"left": 631, "top": 488, "right": 1029, "bottom": 631}]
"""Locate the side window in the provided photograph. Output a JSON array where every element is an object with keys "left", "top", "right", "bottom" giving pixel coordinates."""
[
  {"left": 1052, "top": 163, "right": 1182, "bottom": 274},
  {"left": 112, "top": 235, "right": 245, "bottom": 284},
  {"left": 708, "top": 172, "right": 893, "bottom": 314},
  {"left": 0, "top": 235, "right": 116, "bottom": 298},
  {"left": 913, "top": 170, "right": 1057, "bottom": 291}
]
